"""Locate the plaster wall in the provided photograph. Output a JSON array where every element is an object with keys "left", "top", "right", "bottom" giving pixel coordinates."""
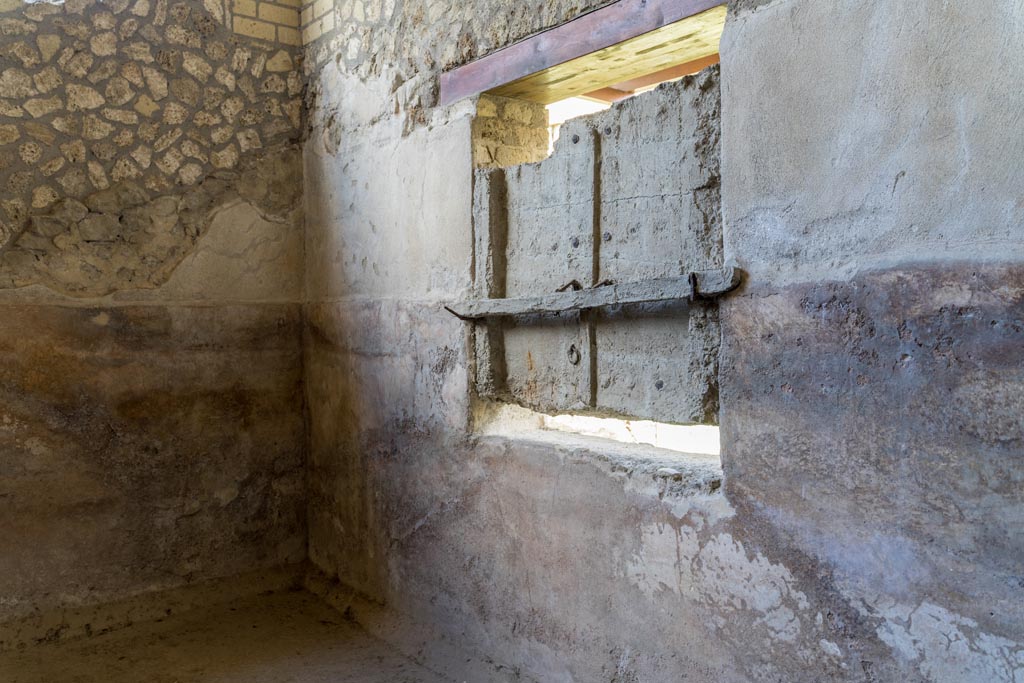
[
  {"left": 303, "top": 1, "right": 1024, "bottom": 682},
  {"left": 718, "top": 1, "right": 1024, "bottom": 679}
]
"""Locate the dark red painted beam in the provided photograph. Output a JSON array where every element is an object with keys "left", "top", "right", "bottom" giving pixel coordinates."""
[{"left": 439, "top": 0, "right": 724, "bottom": 106}]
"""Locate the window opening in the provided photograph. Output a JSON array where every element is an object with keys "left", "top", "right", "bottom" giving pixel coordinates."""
[
  {"left": 476, "top": 401, "right": 720, "bottom": 456},
  {"left": 545, "top": 53, "right": 720, "bottom": 148},
  {"left": 460, "top": 1, "right": 730, "bottom": 463}
]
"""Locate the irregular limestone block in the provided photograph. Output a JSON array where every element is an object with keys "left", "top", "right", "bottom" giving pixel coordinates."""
[{"left": 67, "top": 83, "right": 105, "bottom": 110}]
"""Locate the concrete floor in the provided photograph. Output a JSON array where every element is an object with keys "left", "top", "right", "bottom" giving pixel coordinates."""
[{"left": 0, "top": 590, "right": 451, "bottom": 683}]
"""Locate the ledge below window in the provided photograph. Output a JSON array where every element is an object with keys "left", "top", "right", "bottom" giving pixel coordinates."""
[{"left": 473, "top": 401, "right": 724, "bottom": 498}]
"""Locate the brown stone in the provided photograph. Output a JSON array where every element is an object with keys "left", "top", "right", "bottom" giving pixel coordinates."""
[{"left": 67, "top": 83, "right": 105, "bottom": 110}]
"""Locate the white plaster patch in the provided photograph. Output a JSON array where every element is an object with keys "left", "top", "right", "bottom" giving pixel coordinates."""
[
  {"left": 628, "top": 522, "right": 810, "bottom": 643},
  {"left": 668, "top": 492, "right": 735, "bottom": 528},
  {"left": 697, "top": 533, "right": 809, "bottom": 642},
  {"left": 819, "top": 639, "right": 842, "bottom": 658},
  {"left": 628, "top": 523, "right": 692, "bottom": 599},
  {"left": 757, "top": 498, "right": 1024, "bottom": 679},
  {"left": 138, "top": 200, "right": 302, "bottom": 302},
  {"left": 869, "top": 599, "right": 1024, "bottom": 682}
]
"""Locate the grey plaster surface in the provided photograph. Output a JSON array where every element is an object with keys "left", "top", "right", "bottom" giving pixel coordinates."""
[{"left": 300, "top": 0, "right": 1024, "bottom": 679}]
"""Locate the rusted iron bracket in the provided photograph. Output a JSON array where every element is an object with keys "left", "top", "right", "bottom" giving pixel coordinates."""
[{"left": 446, "top": 267, "right": 742, "bottom": 321}]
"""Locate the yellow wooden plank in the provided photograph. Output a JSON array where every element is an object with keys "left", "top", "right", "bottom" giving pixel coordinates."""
[{"left": 488, "top": 5, "right": 726, "bottom": 105}]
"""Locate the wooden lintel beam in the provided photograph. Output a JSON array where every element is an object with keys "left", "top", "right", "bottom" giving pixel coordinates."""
[
  {"left": 580, "top": 87, "right": 635, "bottom": 104},
  {"left": 607, "top": 54, "right": 721, "bottom": 93},
  {"left": 581, "top": 54, "right": 722, "bottom": 103},
  {"left": 440, "top": 0, "right": 724, "bottom": 106}
]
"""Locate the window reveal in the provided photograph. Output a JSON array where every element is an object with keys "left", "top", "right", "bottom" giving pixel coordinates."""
[{"left": 451, "top": 71, "right": 735, "bottom": 427}]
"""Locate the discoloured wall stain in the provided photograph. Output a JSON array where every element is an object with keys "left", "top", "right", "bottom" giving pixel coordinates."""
[
  {"left": 720, "top": 264, "right": 1024, "bottom": 681},
  {"left": 0, "top": 303, "right": 307, "bottom": 624},
  {"left": 722, "top": 265, "right": 1024, "bottom": 618}
]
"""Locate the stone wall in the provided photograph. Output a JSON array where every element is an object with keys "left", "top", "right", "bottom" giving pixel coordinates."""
[
  {"left": 301, "top": 0, "right": 618, "bottom": 125},
  {"left": 472, "top": 94, "right": 548, "bottom": 169},
  {"left": 302, "top": 1, "right": 1024, "bottom": 682},
  {"left": 299, "top": 0, "right": 334, "bottom": 45},
  {"left": 0, "top": 0, "right": 307, "bottom": 629},
  {"left": 233, "top": 0, "right": 302, "bottom": 45},
  {"left": 0, "top": 0, "right": 303, "bottom": 293}
]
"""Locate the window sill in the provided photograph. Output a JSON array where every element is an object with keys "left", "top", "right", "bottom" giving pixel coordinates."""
[{"left": 474, "top": 427, "right": 723, "bottom": 498}]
